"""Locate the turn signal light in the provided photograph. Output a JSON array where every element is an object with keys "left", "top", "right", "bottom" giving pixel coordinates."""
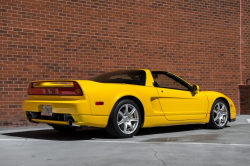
[{"left": 95, "top": 102, "right": 104, "bottom": 105}]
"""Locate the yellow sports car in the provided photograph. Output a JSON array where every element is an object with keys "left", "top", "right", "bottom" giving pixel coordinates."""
[{"left": 22, "top": 69, "right": 236, "bottom": 138}]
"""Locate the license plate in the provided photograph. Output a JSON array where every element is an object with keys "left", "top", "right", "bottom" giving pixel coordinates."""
[{"left": 41, "top": 105, "right": 53, "bottom": 116}]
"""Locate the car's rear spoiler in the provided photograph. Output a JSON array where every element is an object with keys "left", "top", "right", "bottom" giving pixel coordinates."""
[{"left": 33, "top": 82, "right": 74, "bottom": 88}]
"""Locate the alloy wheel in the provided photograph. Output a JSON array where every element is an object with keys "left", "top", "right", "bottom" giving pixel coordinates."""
[
  {"left": 213, "top": 102, "right": 228, "bottom": 127},
  {"left": 117, "top": 104, "right": 139, "bottom": 134}
]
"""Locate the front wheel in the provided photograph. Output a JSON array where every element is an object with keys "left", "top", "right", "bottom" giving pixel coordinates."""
[
  {"left": 106, "top": 99, "right": 141, "bottom": 138},
  {"left": 208, "top": 99, "right": 229, "bottom": 129}
]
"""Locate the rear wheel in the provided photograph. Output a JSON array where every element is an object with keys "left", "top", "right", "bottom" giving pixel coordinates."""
[
  {"left": 208, "top": 99, "right": 229, "bottom": 129},
  {"left": 106, "top": 99, "right": 141, "bottom": 138},
  {"left": 52, "top": 125, "right": 78, "bottom": 133}
]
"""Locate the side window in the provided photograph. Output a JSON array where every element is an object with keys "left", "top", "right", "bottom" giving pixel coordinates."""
[
  {"left": 153, "top": 73, "right": 189, "bottom": 91},
  {"left": 110, "top": 74, "right": 133, "bottom": 80},
  {"left": 91, "top": 70, "right": 146, "bottom": 85}
]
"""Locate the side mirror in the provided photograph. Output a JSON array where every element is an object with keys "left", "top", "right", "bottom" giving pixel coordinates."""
[{"left": 192, "top": 85, "right": 199, "bottom": 93}]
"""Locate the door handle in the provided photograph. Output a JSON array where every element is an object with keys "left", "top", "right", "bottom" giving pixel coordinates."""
[{"left": 161, "top": 90, "right": 163, "bottom": 93}]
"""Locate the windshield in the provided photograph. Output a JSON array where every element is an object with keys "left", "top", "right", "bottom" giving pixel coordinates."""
[{"left": 90, "top": 70, "right": 146, "bottom": 86}]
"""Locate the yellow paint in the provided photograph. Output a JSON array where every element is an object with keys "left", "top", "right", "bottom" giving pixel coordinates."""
[
  {"left": 31, "top": 115, "right": 109, "bottom": 128},
  {"left": 143, "top": 115, "right": 210, "bottom": 128},
  {"left": 72, "top": 115, "right": 109, "bottom": 128},
  {"left": 156, "top": 87, "right": 208, "bottom": 120},
  {"left": 32, "top": 119, "right": 69, "bottom": 125},
  {"left": 202, "top": 91, "right": 237, "bottom": 120},
  {"left": 33, "top": 82, "right": 74, "bottom": 88},
  {"left": 23, "top": 95, "right": 92, "bottom": 115},
  {"left": 192, "top": 85, "right": 200, "bottom": 94},
  {"left": 22, "top": 69, "right": 237, "bottom": 128}
]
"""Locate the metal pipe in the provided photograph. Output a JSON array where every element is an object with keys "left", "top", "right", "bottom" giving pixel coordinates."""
[
  {"left": 71, "top": 123, "right": 80, "bottom": 127},
  {"left": 68, "top": 119, "right": 80, "bottom": 127},
  {"left": 68, "top": 119, "right": 73, "bottom": 127},
  {"left": 247, "top": 79, "right": 250, "bottom": 85},
  {"left": 28, "top": 115, "right": 32, "bottom": 122},
  {"left": 240, "top": 0, "right": 242, "bottom": 84},
  {"left": 238, "top": 0, "right": 243, "bottom": 115}
]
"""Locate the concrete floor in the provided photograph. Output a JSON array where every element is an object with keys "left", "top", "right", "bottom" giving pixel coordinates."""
[{"left": 1, "top": 115, "right": 250, "bottom": 166}]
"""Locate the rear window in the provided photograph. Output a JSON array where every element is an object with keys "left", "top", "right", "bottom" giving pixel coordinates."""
[{"left": 90, "top": 70, "right": 146, "bottom": 86}]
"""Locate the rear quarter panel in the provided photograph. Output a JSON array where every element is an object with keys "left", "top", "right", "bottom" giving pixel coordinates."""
[{"left": 77, "top": 80, "right": 164, "bottom": 117}]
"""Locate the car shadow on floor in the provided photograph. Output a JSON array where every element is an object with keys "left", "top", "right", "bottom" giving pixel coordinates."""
[{"left": 2, "top": 124, "right": 230, "bottom": 141}]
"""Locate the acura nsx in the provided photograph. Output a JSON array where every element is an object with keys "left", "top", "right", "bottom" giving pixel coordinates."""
[{"left": 22, "top": 69, "right": 236, "bottom": 138}]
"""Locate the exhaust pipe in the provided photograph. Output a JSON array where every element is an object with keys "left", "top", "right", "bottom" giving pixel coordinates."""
[
  {"left": 27, "top": 113, "right": 38, "bottom": 123},
  {"left": 28, "top": 115, "right": 32, "bottom": 122},
  {"left": 68, "top": 119, "right": 73, "bottom": 127},
  {"left": 68, "top": 119, "right": 80, "bottom": 127}
]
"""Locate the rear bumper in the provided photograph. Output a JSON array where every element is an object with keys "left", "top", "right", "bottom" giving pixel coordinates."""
[
  {"left": 229, "top": 118, "right": 236, "bottom": 122},
  {"left": 22, "top": 96, "right": 109, "bottom": 128},
  {"left": 22, "top": 96, "right": 91, "bottom": 115},
  {"left": 31, "top": 115, "right": 109, "bottom": 128},
  {"left": 230, "top": 111, "right": 236, "bottom": 122}
]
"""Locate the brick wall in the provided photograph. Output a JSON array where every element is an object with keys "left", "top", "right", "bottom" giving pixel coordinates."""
[
  {"left": 239, "top": 85, "right": 250, "bottom": 114},
  {"left": 0, "top": 0, "right": 249, "bottom": 127}
]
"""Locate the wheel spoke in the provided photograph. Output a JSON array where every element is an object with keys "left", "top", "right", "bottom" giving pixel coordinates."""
[
  {"left": 124, "top": 104, "right": 128, "bottom": 115},
  {"left": 128, "top": 122, "right": 134, "bottom": 131},
  {"left": 219, "top": 103, "right": 223, "bottom": 109},
  {"left": 130, "top": 118, "right": 139, "bottom": 122},
  {"left": 118, "top": 119, "right": 124, "bottom": 126},
  {"left": 221, "top": 105, "right": 225, "bottom": 112},
  {"left": 214, "top": 115, "right": 219, "bottom": 122},
  {"left": 218, "top": 118, "right": 222, "bottom": 126},
  {"left": 129, "top": 108, "right": 136, "bottom": 116},
  {"left": 222, "top": 112, "right": 227, "bottom": 116},
  {"left": 123, "top": 123, "right": 127, "bottom": 132},
  {"left": 215, "top": 103, "right": 220, "bottom": 110},
  {"left": 118, "top": 111, "right": 124, "bottom": 117},
  {"left": 214, "top": 109, "right": 219, "bottom": 114}
]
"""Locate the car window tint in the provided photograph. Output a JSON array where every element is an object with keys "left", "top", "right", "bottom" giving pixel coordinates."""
[
  {"left": 110, "top": 74, "right": 133, "bottom": 80},
  {"left": 155, "top": 74, "right": 189, "bottom": 90},
  {"left": 90, "top": 70, "right": 146, "bottom": 86}
]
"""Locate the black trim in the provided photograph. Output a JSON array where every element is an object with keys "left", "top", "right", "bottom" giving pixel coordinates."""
[
  {"left": 229, "top": 118, "right": 236, "bottom": 122},
  {"left": 90, "top": 70, "right": 146, "bottom": 86},
  {"left": 151, "top": 71, "right": 192, "bottom": 91},
  {"left": 26, "top": 111, "right": 74, "bottom": 122}
]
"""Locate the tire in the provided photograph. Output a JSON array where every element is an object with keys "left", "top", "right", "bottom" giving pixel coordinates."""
[
  {"left": 106, "top": 99, "right": 141, "bottom": 138},
  {"left": 208, "top": 99, "right": 229, "bottom": 129},
  {"left": 52, "top": 125, "right": 78, "bottom": 133}
]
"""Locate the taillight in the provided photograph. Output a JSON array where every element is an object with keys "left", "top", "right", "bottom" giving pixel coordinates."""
[
  {"left": 28, "top": 83, "right": 45, "bottom": 95},
  {"left": 73, "top": 82, "right": 83, "bottom": 95},
  {"left": 27, "top": 82, "right": 83, "bottom": 96}
]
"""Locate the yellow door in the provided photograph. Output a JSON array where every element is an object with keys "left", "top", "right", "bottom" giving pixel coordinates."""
[{"left": 152, "top": 72, "right": 208, "bottom": 121}]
